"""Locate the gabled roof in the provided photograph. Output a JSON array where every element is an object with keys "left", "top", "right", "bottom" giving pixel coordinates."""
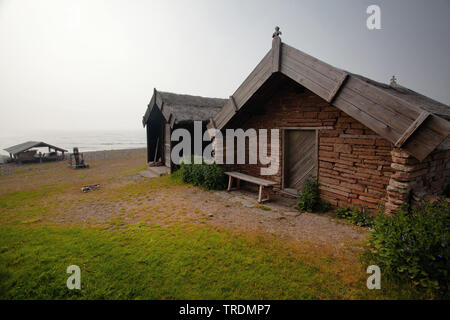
[
  {"left": 143, "top": 89, "right": 227, "bottom": 128},
  {"left": 209, "top": 34, "right": 450, "bottom": 161},
  {"left": 4, "top": 141, "right": 67, "bottom": 155}
]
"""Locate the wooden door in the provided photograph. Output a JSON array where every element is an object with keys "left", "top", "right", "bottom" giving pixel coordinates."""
[
  {"left": 284, "top": 130, "right": 317, "bottom": 193},
  {"left": 164, "top": 123, "right": 171, "bottom": 168}
]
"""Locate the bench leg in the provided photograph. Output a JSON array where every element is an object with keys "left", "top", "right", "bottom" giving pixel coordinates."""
[
  {"left": 227, "top": 176, "right": 233, "bottom": 191},
  {"left": 227, "top": 177, "right": 241, "bottom": 191},
  {"left": 258, "top": 186, "right": 272, "bottom": 203},
  {"left": 258, "top": 185, "right": 264, "bottom": 203},
  {"left": 266, "top": 188, "right": 271, "bottom": 201}
]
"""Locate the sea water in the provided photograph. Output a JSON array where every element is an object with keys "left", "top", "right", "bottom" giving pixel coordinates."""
[{"left": 0, "top": 129, "right": 146, "bottom": 156}]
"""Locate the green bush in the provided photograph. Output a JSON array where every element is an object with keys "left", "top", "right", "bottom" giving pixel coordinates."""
[
  {"left": 178, "top": 162, "right": 226, "bottom": 190},
  {"left": 366, "top": 199, "right": 450, "bottom": 295},
  {"left": 180, "top": 162, "right": 193, "bottom": 184},
  {"left": 297, "top": 177, "right": 329, "bottom": 212},
  {"left": 335, "top": 206, "right": 375, "bottom": 228},
  {"left": 202, "top": 163, "right": 227, "bottom": 190},
  {"left": 191, "top": 163, "right": 205, "bottom": 187}
]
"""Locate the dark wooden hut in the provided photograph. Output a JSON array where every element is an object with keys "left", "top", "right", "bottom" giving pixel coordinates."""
[
  {"left": 142, "top": 89, "right": 226, "bottom": 170},
  {"left": 208, "top": 29, "right": 450, "bottom": 213}
]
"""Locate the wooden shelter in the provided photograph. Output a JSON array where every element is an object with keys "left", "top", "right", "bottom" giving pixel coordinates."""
[
  {"left": 4, "top": 141, "right": 67, "bottom": 163},
  {"left": 208, "top": 28, "right": 450, "bottom": 213},
  {"left": 142, "top": 89, "right": 227, "bottom": 169}
]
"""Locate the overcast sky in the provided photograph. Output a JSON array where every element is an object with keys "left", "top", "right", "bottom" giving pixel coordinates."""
[{"left": 0, "top": 0, "right": 449, "bottom": 134}]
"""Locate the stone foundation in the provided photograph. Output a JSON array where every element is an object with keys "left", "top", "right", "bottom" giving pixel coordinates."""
[{"left": 385, "top": 148, "right": 450, "bottom": 213}]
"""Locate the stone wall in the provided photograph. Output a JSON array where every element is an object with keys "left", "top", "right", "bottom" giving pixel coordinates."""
[
  {"left": 385, "top": 148, "right": 450, "bottom": 213},
  {"left": 220, "top": 80, "right": 395, "bottom": 210}
]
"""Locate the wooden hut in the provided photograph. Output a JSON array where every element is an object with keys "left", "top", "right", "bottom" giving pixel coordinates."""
[
  {"left": 142, "top": 89, "right": 227, "bottom": 170},
  {"left": 208, "top": 28, "right": 450, "bottom": 213},
  {"left": 4, "top": 141, "right": 67, "bottom": 163}
]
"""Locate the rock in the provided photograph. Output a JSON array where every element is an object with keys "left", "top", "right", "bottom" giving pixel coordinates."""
[{"left": 208, "top": 214, "right": 214, "bottom": 217}]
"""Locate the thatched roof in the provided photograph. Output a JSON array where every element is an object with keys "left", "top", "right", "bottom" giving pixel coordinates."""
[
  {"left": 4, "top": 141, "right": 67, "bottom": 155},
  {"left": 143, "top": 89, "right": 226, "bottom": 128}
]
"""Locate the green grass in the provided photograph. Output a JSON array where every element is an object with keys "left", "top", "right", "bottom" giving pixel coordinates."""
[
  {"left": 0, "top": 223, "right": 362, "bottom": 299},
  {"left": 0, "top": 155, "right": 433, "bottom": 300},
  {"left": 0, "top": 184, "right": 66, "bottom": 210}
]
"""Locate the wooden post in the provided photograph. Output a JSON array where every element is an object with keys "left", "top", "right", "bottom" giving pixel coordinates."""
[{"left": 271, "top": 27, "right": 281, "bottom": 73}]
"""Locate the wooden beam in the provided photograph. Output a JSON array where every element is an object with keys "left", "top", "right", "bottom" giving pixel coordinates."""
[
  {"left": 209, "top": 117, "right": 216, "bottom": 129},
  {"left": 170, "top": 115, "right": 176, "bottom": 128},
  {"left": 229, "top": 95, "right": 238, "bottom": 112},
  {"left": 271, "top": 37, "right": 281, "bottom": 73},
  {"left": 395, "top": 111, "right": 430, "bottom": 147},
  {"left": 327, "top": 72, "right": 348, "bottom": 103}
]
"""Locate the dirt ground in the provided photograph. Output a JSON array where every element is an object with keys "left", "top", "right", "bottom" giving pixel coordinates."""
[
  {"left": 1, "top": 148, "right": 368, "bottom": 251},
  {"left": 47, "top": 173, "right": 368, "bottom": 251}
]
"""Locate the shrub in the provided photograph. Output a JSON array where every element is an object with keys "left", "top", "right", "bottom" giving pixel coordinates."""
[
  {"left": 366, "top": 199, "right": 450, "bottom": 295},
  {"left": 178, "top": 162, "right": 226, "bottom": 190},
  {"left": 297, "top": 177, "right": 329, "bottom": 212},
  {"left": 335, "top": 206, "right": 375, "bottom": 228},
  {"left": 191, "top": 163, "right": 205, "bottom": 186},
  {"left": 180, "top": 162, "right": 193, "bottom": 184},
  {"left": 202, "top": 163, "right": 227, "bottom": 190}
]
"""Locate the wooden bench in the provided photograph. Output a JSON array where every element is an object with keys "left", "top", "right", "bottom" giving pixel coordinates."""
[{"left": 225, "top": 171, "right": 277, "bottom": 203}]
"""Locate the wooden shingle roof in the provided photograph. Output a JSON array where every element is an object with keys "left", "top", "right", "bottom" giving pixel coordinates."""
[
  {"left": 143, "top": 89, "right": 227, "bottom": 128},
  {"left": 209, "top": 35, "right": 450, "bottom": 161}
]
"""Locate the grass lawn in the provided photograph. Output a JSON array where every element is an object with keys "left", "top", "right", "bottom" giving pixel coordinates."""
[{"left": 0, "top": 151, "right": 425, "bottom": 299}]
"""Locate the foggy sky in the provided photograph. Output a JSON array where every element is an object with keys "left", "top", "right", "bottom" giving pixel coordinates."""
[{"left": 0, "top": 0, "right": 449, "bottom": 134}]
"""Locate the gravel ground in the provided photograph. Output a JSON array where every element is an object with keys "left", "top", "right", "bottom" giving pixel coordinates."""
[
  {"left": 53, "top": 175, "right": 368, "bottom": 250},
  {"left": 3, "top": 147, "right": 367, "bottom": 250}
]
